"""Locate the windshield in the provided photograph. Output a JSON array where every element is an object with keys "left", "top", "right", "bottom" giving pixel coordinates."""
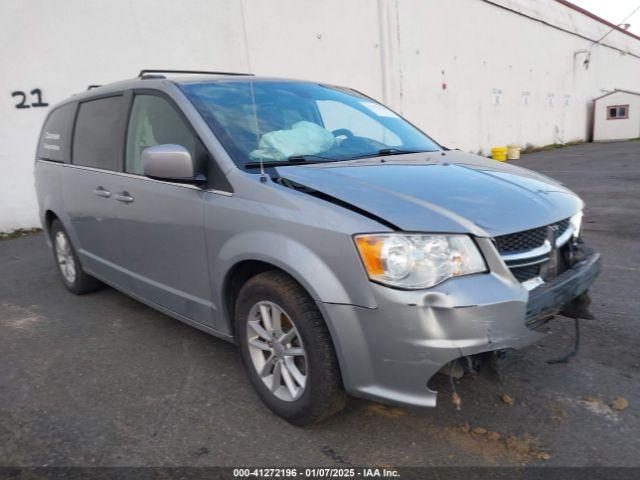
[{"left": 180, "top": 80, "right": 441, "bottom": 167}]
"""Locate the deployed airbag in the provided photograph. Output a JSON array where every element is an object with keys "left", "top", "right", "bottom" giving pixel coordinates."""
[{"left": 250, "top": 121, "right": 334, "bottom": 161}]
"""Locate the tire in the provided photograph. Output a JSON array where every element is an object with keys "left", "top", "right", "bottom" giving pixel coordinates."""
[
  {"left": 50, "top": 219, "right": 102, "bottom": 295},
  {"left": 235, "top": 271, "right": 347, "bottom": 425}
]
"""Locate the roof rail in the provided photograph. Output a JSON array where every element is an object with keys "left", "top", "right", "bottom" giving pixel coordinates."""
[{"left": 138, "top": 69, "right": 254, "bottom": 78}]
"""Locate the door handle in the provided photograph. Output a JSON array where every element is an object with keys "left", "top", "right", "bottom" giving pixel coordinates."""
[
  {"left": 115, "top": 191, "right": 134, "bottom": 204},
  {"left": 93, "top": 187, "right": 111, "bottom": 198}
]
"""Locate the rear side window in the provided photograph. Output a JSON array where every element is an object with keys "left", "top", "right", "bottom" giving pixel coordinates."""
[
  {"left": 72, "top": 95, "right": 125, "bottom": 171},
  {"left": 37, "top": 102, "right": 77, "bottom": 163}
]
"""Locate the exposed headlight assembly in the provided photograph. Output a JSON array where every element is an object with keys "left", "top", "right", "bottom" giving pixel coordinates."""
[
  {"left": 570, "top": 211, "right": 583, "bottom": 238},
  {"left": 354, "top": 234, "right": 487, "bottom": 289}
]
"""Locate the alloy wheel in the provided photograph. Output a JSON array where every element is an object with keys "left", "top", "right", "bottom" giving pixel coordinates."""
[
  {"left": 246, "top": 301, "right": 308, "bottom": 402},
  {"left": 55, "top": 231, "right": 76, "bottom": 284}
]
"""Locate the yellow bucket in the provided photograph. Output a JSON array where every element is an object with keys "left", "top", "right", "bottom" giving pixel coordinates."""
[
  {"left": 507, "top": 144, "right": 521, "bottom": 160},
  {"left": 491, "top": 146, "right": 507, "bottom": 161}
]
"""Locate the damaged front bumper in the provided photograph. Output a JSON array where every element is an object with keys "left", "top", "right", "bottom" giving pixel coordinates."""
[
  {"left": 317, "top": 244, "right": 601, "bottom": 408},
  {"left": 526, "top": 248, "right": 601, "bottom": 329}
]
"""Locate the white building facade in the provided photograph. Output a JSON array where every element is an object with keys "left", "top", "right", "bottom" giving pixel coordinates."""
[{"left": 2, "top": 0, "right": 640, "bottom": 231}]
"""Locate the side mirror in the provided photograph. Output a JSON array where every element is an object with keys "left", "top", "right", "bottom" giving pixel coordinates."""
[{"left": 141, "top": 144, "right": 205, "bottom": 183}]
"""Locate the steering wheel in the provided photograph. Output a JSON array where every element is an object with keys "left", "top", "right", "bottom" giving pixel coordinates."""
[{"left": 331, "top": 128, "right": 354, "bottom": 139}]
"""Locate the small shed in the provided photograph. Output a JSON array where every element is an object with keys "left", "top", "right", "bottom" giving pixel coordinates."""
[{"left": 593, "top": 90, "right": 640, "bottom": 142}]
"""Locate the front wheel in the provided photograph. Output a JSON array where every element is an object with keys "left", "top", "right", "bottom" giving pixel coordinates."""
[{"left": 235, "top": 271, "right": 346, "bottom": 425}]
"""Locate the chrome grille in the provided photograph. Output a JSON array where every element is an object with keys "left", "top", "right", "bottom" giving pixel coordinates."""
[{"left": 495, "top": 218, "right": 570, "bottom": 255}]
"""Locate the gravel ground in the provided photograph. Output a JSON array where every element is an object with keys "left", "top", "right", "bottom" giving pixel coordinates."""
[{"left": 1, "top": 141, "right": 638, "bottom": 467}]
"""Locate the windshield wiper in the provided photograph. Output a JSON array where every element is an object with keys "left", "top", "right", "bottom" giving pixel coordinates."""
[
  {"left": 244, "top": 155, "right": 336, "bottom": 169},
  {"left": 244, "top": 149, "right": 435, "bottom": 169},
  {"left": 349, "top": 148, "right": 435, "bottom": 160}
]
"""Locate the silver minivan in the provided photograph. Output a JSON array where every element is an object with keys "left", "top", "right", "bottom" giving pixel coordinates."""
[{"left": 35, "top": 70, "right": 600, "bottom": 425}]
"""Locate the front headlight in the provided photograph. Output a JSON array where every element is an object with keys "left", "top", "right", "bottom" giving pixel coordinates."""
[
  {"left": 570, "top": 211, "right": 583, "bottom": 238},
  {"left": 354, "top": 233, "right": 487, "bottom": 289}
]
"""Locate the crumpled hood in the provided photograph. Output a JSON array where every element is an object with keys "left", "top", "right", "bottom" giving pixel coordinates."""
[{"left": 275, "top": 150, "right": 583, "bottom": 237}]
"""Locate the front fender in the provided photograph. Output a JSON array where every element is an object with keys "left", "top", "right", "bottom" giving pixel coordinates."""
[
  {"left": 217, "top": 229, "right": 372, "bottom": 302},
  {"left": 210, "top": 229, "right": 378, "bottom": 333}
]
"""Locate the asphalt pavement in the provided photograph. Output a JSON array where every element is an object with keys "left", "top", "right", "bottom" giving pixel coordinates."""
[{"left": 1, "top": 141, "right": 639, "bottom": 467}]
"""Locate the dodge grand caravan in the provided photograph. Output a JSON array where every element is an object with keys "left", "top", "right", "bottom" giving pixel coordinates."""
[{"left": 34, "top": 70, "right": 601, "bottom": 425}]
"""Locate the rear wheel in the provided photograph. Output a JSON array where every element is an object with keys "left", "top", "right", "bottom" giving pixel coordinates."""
[
  {"left": 236, "top": 271, "right": 346, "bottom": 425},
  {"left": 50, "top": 219, "right": 101, "bottom": 294}
]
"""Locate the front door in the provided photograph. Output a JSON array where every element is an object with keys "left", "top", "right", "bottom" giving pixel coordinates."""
[{"left": 113, "top": 92, "right": 214, "bottom": 325}]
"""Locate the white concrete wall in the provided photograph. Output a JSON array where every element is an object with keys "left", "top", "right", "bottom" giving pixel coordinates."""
[
  {"left": 2, "top": 0, "right": 640, "bottom": 231},
  {"left": 392, "top": 0, "right": 640, "bottom": 152},
  {"left": 593, "top": 91, "right": 640, "bottom": 141},
  {"left": 1, "top": 0, "right": 251, "bottom": 231}
]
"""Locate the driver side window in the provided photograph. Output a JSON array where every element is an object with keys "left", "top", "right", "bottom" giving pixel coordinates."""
[
  {"left": 316, "top": 100, "right": 401, "bottom": 146},
  {"left": 125, "top": 94, "right": 198, "bottom": 175}
]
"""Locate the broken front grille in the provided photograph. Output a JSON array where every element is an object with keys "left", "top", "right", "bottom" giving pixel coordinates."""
[
  {"left": 494, "top": 218, "right": 570, "bottom": 255},
  {"left": 494, "top": 217, "right": 572, "bottom": 285},
  {"left": 510, "top": 264, "right": 541, "bottom": 282}
]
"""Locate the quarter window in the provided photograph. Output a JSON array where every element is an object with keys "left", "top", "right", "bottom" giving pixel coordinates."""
[
  {"left": 38, "top": 102, "right": 77, "bottom": 163},
  {"left": 125, "top": 95, "right": 198, "bottom": 175},
  {"left": 607, "top": 105, "right": 629, "bottom": 120},
  {"left": 72, "top": 96, "right": 125, "bottom": 170}
]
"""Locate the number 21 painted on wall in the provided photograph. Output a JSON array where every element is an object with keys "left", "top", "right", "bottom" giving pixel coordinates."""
[{"left": 12, "top": 89, "right": 48, "bottom": 109}]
